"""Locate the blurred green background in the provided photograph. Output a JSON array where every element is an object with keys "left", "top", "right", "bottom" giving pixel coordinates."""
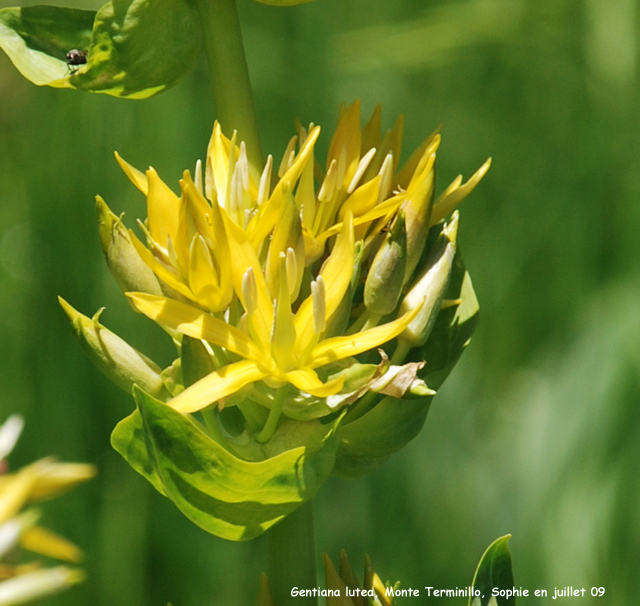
[{"left": 1, "top": 0, "right": 639, "bottom": 603}]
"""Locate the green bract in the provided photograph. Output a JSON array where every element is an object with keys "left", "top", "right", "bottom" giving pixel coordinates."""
[
  {"left": 112, "top": 387, "right": 340, "bottom": 541},
  {"left": 0, "top": 0, "right": 201, "bottom": 98}
]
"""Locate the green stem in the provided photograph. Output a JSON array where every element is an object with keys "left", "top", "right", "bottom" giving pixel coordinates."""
[
  {"left": 390, "top": 338, "right": 411, "bottom": 366},
  {"left": 194, "top": 0, "right": 263, "bottom": 170},
  {"left": 267, "top": 500, "right": 318, "bottom": 606},
  {"left": 257, "top": 384, "right": 288, "bottom": 443}
]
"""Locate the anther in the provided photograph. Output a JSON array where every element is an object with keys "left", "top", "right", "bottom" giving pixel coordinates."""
[
  {"left": 242, "top": 267, "right": 258, "bottom": 316},
  {"left": 311, "top": 275, "right": 326, "bottom": 334},
  {"left": 347, "top": 147, "right": 377, "bottom": 193}
]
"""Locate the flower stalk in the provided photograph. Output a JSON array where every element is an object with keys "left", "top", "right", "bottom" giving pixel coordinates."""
[
  {"left": 194, "top": 0, "right": 263, "bottom": 170},
  {"left": 266, "top": 500, "right": 317, "bottom": 606}
]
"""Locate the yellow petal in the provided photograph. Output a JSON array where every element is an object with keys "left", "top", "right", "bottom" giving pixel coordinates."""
[
  {"left": 0, "top": 469, "right": 37, "bottom": 526},
  {"left": 127, "top": 293, "right": 261, "bottom": 361},
  {"left": 431, "top": 157, "right": 492, "bottom": 225},
  {"left": 221, "top": 211, "right": 274, "bottom": 350},
  {"left": 327, "top": 100, "right": 361, "bottom": 188},
  {"left": 285, "top": 368, "right": 345, "bottom": 397},
  {"left": 20, "top": 525, "right": 83, "bottom": 563},
  {"left": 248, "top": 126, "right": 321, "bottom": 247},
  {"left": 115, "top": 152, "right": 148, "bottom": 195},
  {"left": 206, "top": 121, "right": 233, "bottom": 205},
  {"left": 396, "top": 130, "right": 441, "bottom": 190},
  {"left": 317, "top": 191, "right": 406, "bottom": 241},
  {"left": 27, "top": 461, "right": 96, "bottom": 500},
  {"left": 129, "top": 231, "right": 196, "bottom": 302},
  {"left": 187, "top": 235, "right": 232, "bottom": 313},
  {"left": 265, "top": 185, "right": 304, "bottom": 299},
  {"left": 146, "top": 168, "right": 180, "bottom": 248},
  {"left": 169, "top": 360, "right": 268, "bottom": 413},
  {"left": 361, "top": 104, "right": 382, "bottom": 154},
  {"left": 294, "top": 212, "right": 354, "bottom": 356},
  {"left": 181, "top": 173, "right": 215, "bottom": 244},
  {"left": 307, "top": 304, "right": 421, "bottom": 368},
  {"left": 338, "top": 175, "right": 381, "bottom": 220}
]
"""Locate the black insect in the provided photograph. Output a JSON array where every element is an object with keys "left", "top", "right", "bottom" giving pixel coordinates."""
[{"left": 65, "top": 49, "right": 88, "bottom": 74}]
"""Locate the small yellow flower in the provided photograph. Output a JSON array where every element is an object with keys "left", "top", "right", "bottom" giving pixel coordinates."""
[{"left": 0, "top": 416, "right": 94, "bottom": 604}]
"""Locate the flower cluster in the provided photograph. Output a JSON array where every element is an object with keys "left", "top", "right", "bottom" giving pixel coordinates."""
[
  {"left": 0, "top": 415, "right": 95, "bottom": 604},
  {"left": 61, "top": 101, "right": 489, "bottom": 539}
]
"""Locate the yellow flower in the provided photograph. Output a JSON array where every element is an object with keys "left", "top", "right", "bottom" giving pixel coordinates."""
[
  {"left": 100, "top": 102, "right": 489, "bottom": 423},
  {"left": 128, "top": 210, "right": 420, "bottom": 414}
]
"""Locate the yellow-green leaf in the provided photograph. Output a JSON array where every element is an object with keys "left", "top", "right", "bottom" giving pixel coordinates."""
[
  {"left": 0, "top": 0, "right": 201, "bottom": 99},
  {"left": 133, "top": 387, "right": 340, "bottom": 541}
]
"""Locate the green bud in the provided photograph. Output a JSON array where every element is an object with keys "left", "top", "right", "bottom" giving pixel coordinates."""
[
  {"left": 397, "top": 211, "right": 459, "bottom": 348},
  {"left": 59, "top": 298, "right": 167, "bottom": 398},
  {"left": 364, "top": 211, "right": 407, "bottom": 316},
  {"left": 96, "top": 196, "right": 163, "bottom": 298}
]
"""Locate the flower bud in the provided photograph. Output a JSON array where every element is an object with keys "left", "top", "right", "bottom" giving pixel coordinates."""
[
  {"left": 96, "top": 196, "right": 163, "bottom": 298},
  {"left": 58, "top": 298, "right": 167, "bottom": 398},
  {"left": 397, "top": 211, "right": 459, "bottom": 348},
  {"left": 364, "top": 210, "right": 407, "bottom": 316}
]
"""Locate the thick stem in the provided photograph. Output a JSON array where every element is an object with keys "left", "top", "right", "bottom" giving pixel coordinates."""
[
  {"left": 267, "top": 500, "right": 318, "bottom": 606},
  {"left": 194, "top": 0, "right": 263, "bottom": 170}
]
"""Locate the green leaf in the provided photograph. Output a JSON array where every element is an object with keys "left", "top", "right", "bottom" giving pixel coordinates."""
[
  {"left": 0, "top": 5, "right": 94, "bottom": 87},
  {"left": 469, "top": 535, "right": 515, "bottom": 606},
  {"left": 111, "top": 410, "right": 167, "bottom": 496},
  {"left": 0, "top": 0, "right": 201, "bottom": 99},
  {"left": 133, "top": 387, "right": 340, "bottom": 541},
  {"left": 332, "top": 395, "right": 433, "bottom": 478}
]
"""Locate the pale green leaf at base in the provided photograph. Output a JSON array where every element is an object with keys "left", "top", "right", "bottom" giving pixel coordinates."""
[
  {"left": 111, "top": 410, "right": 167, "bottom": 496},
  {"left": 133, "top": 387, "right": 340, "bottom": 541}
]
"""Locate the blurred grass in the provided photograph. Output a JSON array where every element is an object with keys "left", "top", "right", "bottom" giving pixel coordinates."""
[{"left": 1, "top": 0, "right": 639, "bottom": 603}]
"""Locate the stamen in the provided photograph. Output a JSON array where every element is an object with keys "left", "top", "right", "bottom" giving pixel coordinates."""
[
  {"left": 258, "top": 155, "right": 273, "bottom": 206},
  {"left": 347, "top": 147, "right": 377, "bottom": 194},
  {"left": 242, "top": 267, "right": 258, "bottom": 315},
  {"left": 244, "top": 208, "right": 256, "bottom": 229},
  {"left": 229, "top": 164, "right": 244, "bottom": 220},
  {"left": 377, "top": 153, "right": 394, "bottom": 204},
  {"left": 278, "top": 135, "right": 298, "bottom": 178},
  {"left": 166, "top": 236, "right": 179, "bottom": 268},
  {"left": 318, "top": 159, "right": 338, "bottom": 202},
  {"left": 311, "top": 275, "right": 326, "bottom": 334},
  {"left": 285, "top": 247, "right": 297, "bottom": 297},
  {"left": 194, "top": 159, "right": 204, "bottom": 195},
  {"left": 135, "top": 219, "right": 170, "bottom": 264},
  {"left": 238, "top": 142, "right": 250, "bottom": 191}
]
